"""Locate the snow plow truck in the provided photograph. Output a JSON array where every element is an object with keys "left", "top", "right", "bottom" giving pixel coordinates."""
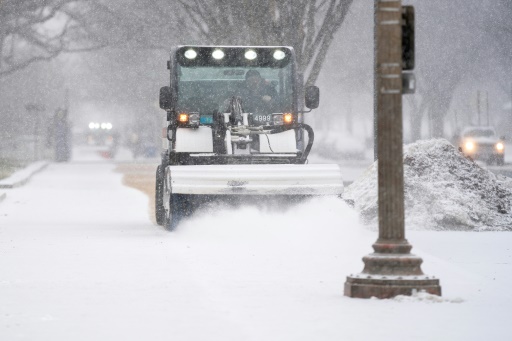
[{"left": 155, "top": 46, "right": 344, "bottom": 230}]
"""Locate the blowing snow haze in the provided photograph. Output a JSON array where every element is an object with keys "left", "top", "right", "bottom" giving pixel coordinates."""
[
  {"left": 1, "top": 0, "right": 512, "bottom": 152},
  {"left": 2, "top": 1, "right": 512, "bottom": 340}
]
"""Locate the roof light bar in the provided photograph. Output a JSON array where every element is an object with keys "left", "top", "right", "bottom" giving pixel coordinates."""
[
  {"left": 245, "top": 50, "right": 257, "bottom": 60},
  {"left": 212, "top": 49, "right": 225, "bottom": 60},
  {"left": 184, "top": 49, "right": 197, "bottom": 59},
  {"left": 273, "top": 50, "right": 286, "bottom": 60}
]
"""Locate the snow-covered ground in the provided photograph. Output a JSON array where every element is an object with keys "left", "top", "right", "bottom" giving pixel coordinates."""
[
  {"left": 1, "top": 154, "right": 512, "bottom": 340},
  {"left": 71, "top": 145, "right": 159, "bottom": 164}
]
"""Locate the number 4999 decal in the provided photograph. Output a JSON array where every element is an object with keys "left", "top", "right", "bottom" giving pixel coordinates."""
[{"left": 253, "top": 114, "right": 271, "bottom": 122}]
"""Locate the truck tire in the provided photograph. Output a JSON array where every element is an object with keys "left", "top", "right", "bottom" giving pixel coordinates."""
[
  {"left": 164, "top": 194, "right": 185, "bottom": 231},
  {"left": 155, "top": 165, "right": 165, "bottom": 225}
]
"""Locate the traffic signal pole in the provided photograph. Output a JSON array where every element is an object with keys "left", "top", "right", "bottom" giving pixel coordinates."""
[{"left": 344, "top": 0, "right": 441, "bottom": 298}]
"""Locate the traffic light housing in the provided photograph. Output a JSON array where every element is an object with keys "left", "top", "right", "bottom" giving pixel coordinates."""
[{"left": 402, "top": 6, "right": 415, "bottom": 71}]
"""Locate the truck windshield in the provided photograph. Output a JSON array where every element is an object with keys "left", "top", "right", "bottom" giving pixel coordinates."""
[{"left": 176, "top": 65, "right": 294, "bottom": 115}]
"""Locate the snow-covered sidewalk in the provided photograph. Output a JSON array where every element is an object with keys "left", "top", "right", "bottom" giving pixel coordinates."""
[
  {"left": 0, "top": 162, "right": 511, "bottom": 340},
  {"left": 0, "top": 161, "right": 49, "bottom": 189}
]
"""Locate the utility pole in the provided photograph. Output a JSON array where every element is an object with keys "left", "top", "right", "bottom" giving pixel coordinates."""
[
  {"left": 344, "top": 1, "right": 441, "bottom": 298},
  {"left": 373, "top": 2, "right": 378, "bottom": 161}
]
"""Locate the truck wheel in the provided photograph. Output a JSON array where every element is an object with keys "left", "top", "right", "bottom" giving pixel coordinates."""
[
  {"left": 155, "top": 165, "right": 165, "bottom": 225},
  {"left": 164, "top": 194, "right": 185, "bottom": 231}
]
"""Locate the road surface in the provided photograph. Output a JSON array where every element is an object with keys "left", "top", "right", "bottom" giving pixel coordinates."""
[{"left": 0, "top": 150, "right": 511, "bottom": 340}]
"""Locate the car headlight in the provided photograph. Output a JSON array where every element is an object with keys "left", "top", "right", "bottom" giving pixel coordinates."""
[
  {"left": 464, "top": 141, "right": 475, "bottom": 151},
  {"left": 496, "top": 142, "right": 504, "bottom": 151}
]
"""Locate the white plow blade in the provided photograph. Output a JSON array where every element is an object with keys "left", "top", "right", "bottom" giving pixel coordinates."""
[{"left": 167, "top": 164, "right": 343, "bottom": 195}]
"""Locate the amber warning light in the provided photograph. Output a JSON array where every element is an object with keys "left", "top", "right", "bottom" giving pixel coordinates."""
[{"left": 179, "top": 113, "right": 189, "bottom": 123}]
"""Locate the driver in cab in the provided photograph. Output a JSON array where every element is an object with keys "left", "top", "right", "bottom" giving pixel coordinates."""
[{"left": 238, "top": 70, "right": 278, "bottom": 116}]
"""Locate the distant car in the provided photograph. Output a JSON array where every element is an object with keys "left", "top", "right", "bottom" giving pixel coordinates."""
[{"left": 458, "top": 126, "right": 505, "bottom": 166}]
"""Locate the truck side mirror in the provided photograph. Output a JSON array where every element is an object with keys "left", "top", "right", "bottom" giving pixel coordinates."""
[
  {"left": 305, "top": 86, "right": 319, "bottom": 109},
  {"left": 159, "top": 86, "right": 172, "bottom": 110}
]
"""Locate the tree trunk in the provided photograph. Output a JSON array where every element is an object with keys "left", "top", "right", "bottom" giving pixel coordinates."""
[
  {"left": 409, "top": 98, "right": 428, "bottom": 141},
  {"left": 345, "top": 92, "right": 353, "bottom": 134},
  {"left": 428, "top": 96, "right": 452, "bottom": 138}
]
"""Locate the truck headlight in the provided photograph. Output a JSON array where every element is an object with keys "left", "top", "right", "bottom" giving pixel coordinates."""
[
  {"left": 283, "top": 113, "right": 293, "bottom": 124},
  {"left": 178, "top": 112, "right": 200, "bottom": 127},
  {"left": 273, "top": 114, "right": 283, "bottom": 125},
  {"left": 465, "top": 141, "right": 475, "bottom": 151},
  {"left": 496, "top": 142, "right": 504, "bottom": 151},
  {"left": 189, "top": 113, "right": 200, "bottom": 126}
]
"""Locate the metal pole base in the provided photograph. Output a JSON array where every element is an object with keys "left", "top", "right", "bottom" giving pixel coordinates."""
[
  {"left": 344, "top": 246, "right": 441, "bottom": 298},
  {"left": 344, "top": 273, "right": 441, "bottom": 299}
]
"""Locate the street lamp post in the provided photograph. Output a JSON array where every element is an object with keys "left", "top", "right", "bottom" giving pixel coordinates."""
[{"left": 344, "top": 0, "right": 441, "bottom": 298}]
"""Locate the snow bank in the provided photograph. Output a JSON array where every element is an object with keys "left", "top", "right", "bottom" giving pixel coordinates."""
[
  {"left": 0, "top": 161, "right": 49, "bottom": 189},
  {"left": 344, "top": 139, "right": 512, "bottom": 231}
]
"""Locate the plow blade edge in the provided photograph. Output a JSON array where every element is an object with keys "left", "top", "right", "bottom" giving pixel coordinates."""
[{"left": 166, "top": 164, "right": 344, "bottom": 196}]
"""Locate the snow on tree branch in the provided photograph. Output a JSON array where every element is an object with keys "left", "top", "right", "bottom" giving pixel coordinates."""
[{"left": 0, "top": 0, "right": 112, "bottom": 77}]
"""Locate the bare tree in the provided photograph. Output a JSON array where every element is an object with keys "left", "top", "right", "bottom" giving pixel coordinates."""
[
  {"left": 1, "top": 0, "right": 354, "bottom": 86},
  {"left": 488, "top": 0, "right": 512, "bottom": 134},
  {"left": 0, "top": 0, "right": 119, "bottom": 78},
  {"left": 172, "top": 0, "right": 353, "bottom": 86},
  {"left": 405, "top": 0, "right": 493, "bottom": 140},
  {"left": 485, "top": 0, "right": 512, "bottom": 93}
]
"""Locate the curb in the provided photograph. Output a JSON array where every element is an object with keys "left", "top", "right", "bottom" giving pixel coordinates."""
[{"left": 0, "top": 161, "right": 49, "bottom": 189}]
